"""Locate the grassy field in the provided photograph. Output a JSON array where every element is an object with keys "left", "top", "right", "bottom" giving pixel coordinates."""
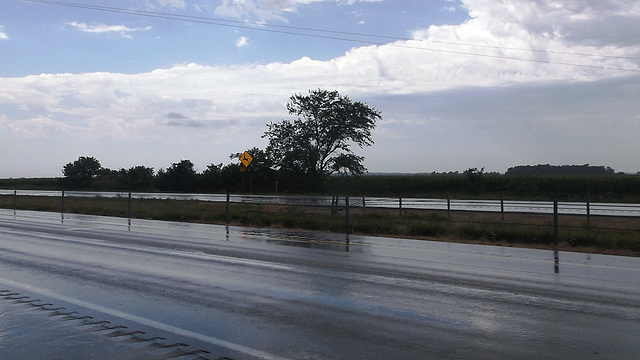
[{"left": 1, "top": 194, "right": 638, "bottom": 256}]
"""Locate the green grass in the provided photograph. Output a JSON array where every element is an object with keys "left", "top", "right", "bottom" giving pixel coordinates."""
[{"left": 1, "top": 195, "right": 638, "bottom": 255}]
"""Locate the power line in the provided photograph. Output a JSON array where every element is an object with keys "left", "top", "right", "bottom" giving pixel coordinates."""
[{"left": 25, "top": 0, "right": 640, "bottom": 73}]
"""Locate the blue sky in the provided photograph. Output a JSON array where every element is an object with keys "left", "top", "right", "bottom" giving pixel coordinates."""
[
  {"left": 1, "top": 0, "right": 639, "bottom": 177},
  {"left": 2, "top": 1, "right": 466, "bottom": 75}
]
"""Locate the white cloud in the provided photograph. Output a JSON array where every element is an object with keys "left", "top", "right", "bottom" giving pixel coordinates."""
[
  {"left": 1, "top": 36, "right": 636, "bottom": 146},
  {"left": 0, "top": 25, "right": 8, "bottom": 40},
  {"left": 442, "top": 0, "right": 460, "bottom": 12},
  {"left": 215, "top": 0, "right": 382, "bottom": 22},
  {"left": 409, "top": 0, "right": 640, "bottom": 84},
  {"left": 2, "top": 0, "right": 640, "bottom": 176},
  {"left": 0, "top": 114, "right": 69, "bottom": 138},
  {"left": 147, "top": 0, "right": 186, "bottom": 9},
  {"left": 235, "top": 36, "right": 250, "bottom": 47},
  {"left": 459, "top": 0, "right": 640, "bottom": 46},
  {"left": 66, "top": 22, "right": 152, "bottom": 39},
  {"left": 9, "top": 1, "right": 640, "bottom": 116}
]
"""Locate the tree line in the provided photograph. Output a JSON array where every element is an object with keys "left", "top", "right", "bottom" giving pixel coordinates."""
[
  {"left": 61, "top": 150, "right": 273, "bottom": 193},
  {"left": 7, "top": 89, "right": 638, "bottom": 198},
  {"left": 324, "top": 171, "right": 640, "bottom": 200},
  {"left": 60, "top": 153, "right": 640, "bottom": 200},
  {"left": 61, "top": 89, "right": 381, "bottom": 193},
  {"left": 506, "top": 164, "right": 617, "bottom": 176}
]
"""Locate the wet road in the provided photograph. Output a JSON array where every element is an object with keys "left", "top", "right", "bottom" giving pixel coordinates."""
[{"left": 1, "top": 211, "right": 639, "bottom": 359}]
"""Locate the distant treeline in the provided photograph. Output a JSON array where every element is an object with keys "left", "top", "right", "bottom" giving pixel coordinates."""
[
  {"left": 324, "top": 172, "right": 640, "bottom": 201},
  {"left": 2, "top": 157, "right": 639, "bottom": 200},
  {"left": 3, "top": 171, "right": 640, "bottom": 202},
  {"left": 0, "top": 177, "right": 62, "bottom": 191},
  {"left": 506, "top": 164, "right": 616, "bottom": 176}
]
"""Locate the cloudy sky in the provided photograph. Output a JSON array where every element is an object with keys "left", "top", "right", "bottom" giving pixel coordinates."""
[{"left": 1, "top": 0, "right": 639, "bottom": 178}]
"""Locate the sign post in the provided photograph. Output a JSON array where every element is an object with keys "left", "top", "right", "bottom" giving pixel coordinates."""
[
  {"left": 240, "top": 151, "right": 253, "bottom": 168},
  {"left": 239, "top": 151, "right": 253, "bottom": 193}
]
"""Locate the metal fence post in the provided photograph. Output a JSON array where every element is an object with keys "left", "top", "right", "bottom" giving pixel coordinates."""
[
  {"left": 399, "top": 197, "right": 402, "bottom": 216},
  {"left": 128, "top": 192, "right": 132, "bottom": 218},
  {"left": 128, "top": 192, "right": 132, "bottom": 229},
  {"left": 553, "top": 200, "right": 559, "bottom": 244},
  {"left": 554, "top": 200, "right": 559, "bottom": 274},
  {"left": 586, "top": 192, "right": 591, "bottom": 224},
  {"left": 226, "top": 193, "right": 230, "bottom": 223},
  {"left": 362, "top": 196, "right": 366, "bottom": 215},
  {"left": 345, "top": 196, "right": 351, "bottom": 234},
  {"left": 13, "top": 190, "right": 17, "bottom": 216},
  {"left": 500, "top": 192, "right": 505, "bottom": 222},
  {"left": 61, "top": 190, "right": 65, "bottom": 221}
]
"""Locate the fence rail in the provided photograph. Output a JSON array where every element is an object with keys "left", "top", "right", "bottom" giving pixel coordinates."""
[
  {"left": 1, "top": 190, "right": 639, "bottom": 254},
  {"left": 2, "top": 190, "right": 640, "bottom": 217}
]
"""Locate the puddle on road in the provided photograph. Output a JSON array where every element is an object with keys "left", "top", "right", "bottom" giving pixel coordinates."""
[
  {"left": 0, "top": 295, "right": 212, "bottom": 360},
  {"left": 239, "top": 228, "right": 367, "bottom": 253}
]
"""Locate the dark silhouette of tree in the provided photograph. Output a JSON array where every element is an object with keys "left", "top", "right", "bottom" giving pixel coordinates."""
[
  {"left": 121, "top": 166, "right": 155, "bottom": 190},
  {"left": 464, "top": 167, "right": 484, "bottom": 183},
  {"left": 230, "top": 147, "right": 278, "bottom": 193},
  {"left": 220, "top": 162, "right": 242, "bottom": 192},
  {"left": 263, "top": 89, "right": 380, "bottom": 190},
  {"left": 156, "top": 160, "right": 197, "bottom": 192},
  {"left": 506, "top": 164, "right": 616, "bottom": 175},
  {"left": 94, "top": 168, "right": 120, "bottom": 190},
  {"left": 462, "top": 167, "right": 486, "bottom": 193},
  {"left": 200, "top": 163, "right": 223, "bottom": 192},
  {"left": 62, "top": 156, "right": 102, "bottom": 189}
]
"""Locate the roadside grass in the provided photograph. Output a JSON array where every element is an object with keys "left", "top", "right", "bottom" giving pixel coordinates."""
[{"left": 1, "top": 195, "right": 638, "bottom": 255}]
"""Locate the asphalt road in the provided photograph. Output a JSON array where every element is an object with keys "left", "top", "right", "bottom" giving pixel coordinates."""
[{"left": 1, "top": 210, "right": 639, "bottom": 359}]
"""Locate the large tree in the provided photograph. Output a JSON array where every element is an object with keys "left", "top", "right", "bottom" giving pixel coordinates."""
[
  {"left": 62, "top": 156, "right": 102, "bottom": 188},
  {"left": 229, "top": 147, "right": 278, "bottom": 193},
  {"left": 120, "top": 166, "right": 155, "bottom": 191},
  {"left": 263, "top": 89, "right": 380, "bottom": 189},
  {"left": 156, "top": 160, "right": 197, "bottom": 192}
]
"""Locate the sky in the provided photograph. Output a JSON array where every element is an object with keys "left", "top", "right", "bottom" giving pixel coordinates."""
[{"left": 1, "top": 0, "right": 639, "bottom": 178}]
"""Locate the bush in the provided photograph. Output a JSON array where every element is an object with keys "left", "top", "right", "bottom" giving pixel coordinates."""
[
  {"left": 407, "top": 221, "right": 446, "bottom": 237},
  {"left": 352, "top": 219, "right": 396, "bottom": 235}
]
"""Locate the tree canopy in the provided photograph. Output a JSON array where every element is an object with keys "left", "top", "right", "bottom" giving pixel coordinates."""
[
  {"left": 156, "top": 159, "right": 198, "bottom": 192},
  {"left": 62, "top": 156, "right": 102, "bottom": 188},
  {"left": 506, "top": 164, "right": 616, "bottom": 176},
  {"left": 263, "top": 89, "right": 380, "bottom": 189}
]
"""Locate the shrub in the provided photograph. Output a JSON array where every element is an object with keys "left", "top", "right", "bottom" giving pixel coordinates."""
[{"left": 407, "top": 221, "right": 446, "bottom": 237}]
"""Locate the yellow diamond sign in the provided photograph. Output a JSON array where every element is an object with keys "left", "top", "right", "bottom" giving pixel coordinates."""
[{"left": 240, "top": 151, "right": 253, "bottom": 167}]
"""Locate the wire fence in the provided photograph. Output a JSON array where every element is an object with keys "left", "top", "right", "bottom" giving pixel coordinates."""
[
  {"left": 1, "top": 190, "right": 639, "bottom": 253},
  {"left": 3, "top": 190, "right": 640, "bottom": 216}
]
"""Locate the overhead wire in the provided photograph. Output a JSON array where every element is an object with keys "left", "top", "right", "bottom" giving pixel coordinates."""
[{"left": 24, "top": 0, "right": 640, "bottom": 73}]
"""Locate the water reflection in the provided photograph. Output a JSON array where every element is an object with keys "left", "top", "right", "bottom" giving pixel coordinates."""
[
  {"left": 0, "top": 297, "right": 162, "bottom": 359},
  {"left": 241, "top": 228, "right": 362, "bottom": 253},
  {"left": 346, "top": 234, "right": 350, "bottom": 253},
  {"left": 264, "top": 237, "right": 355, "bottom": 252}
]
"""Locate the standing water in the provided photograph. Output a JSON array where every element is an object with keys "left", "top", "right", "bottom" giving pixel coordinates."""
[{"left": 0, "top": 295, "right": 210, "bottom": 359}]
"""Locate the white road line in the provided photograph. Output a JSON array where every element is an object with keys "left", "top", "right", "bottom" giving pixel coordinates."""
[{"left": 0, "top": 276, "right": 290, "bottom": 360}]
